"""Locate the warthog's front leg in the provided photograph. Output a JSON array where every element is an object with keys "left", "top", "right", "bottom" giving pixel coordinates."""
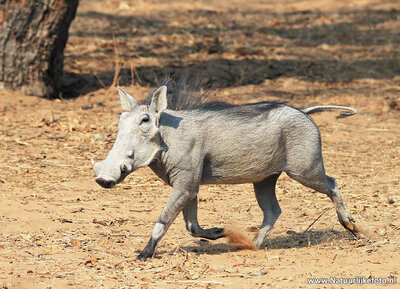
[
  {"left": 137, "top": 187, "right": 197, "bottom": 261},
  {"left": 183, "top": 197, "right": 225, "bottom": 240}
]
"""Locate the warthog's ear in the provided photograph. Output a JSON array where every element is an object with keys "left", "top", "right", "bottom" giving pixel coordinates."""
[
  {"left": 118, "top": 86, "right": 138, "bottom": 111},
  {"left": 150, "top": 86, "right": 168, "bottom": 114}
]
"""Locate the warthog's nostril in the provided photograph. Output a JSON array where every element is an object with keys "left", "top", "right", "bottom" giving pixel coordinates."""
[{"left": 95, "top": 178, "right": 116, "bottom": 188}]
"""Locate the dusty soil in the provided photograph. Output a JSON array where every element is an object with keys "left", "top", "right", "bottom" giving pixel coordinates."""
[{"left": 1, "top": 0, "right": 399, "bottom": 288}]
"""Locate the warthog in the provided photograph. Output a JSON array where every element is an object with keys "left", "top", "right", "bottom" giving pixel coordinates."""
[{"left": 93, "top": 79, "right": 359, "bottom": 261}]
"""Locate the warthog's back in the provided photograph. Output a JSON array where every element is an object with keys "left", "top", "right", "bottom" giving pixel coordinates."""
[{"left": 155, "top": 103, "right": 321, "bottom": 185}]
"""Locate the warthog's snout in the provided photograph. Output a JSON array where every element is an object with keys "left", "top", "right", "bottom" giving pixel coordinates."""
[
  {"left": 95, "top": 177, "right": 116, "bottom": 188},
  {"left": 94, "top": 160, "right": 130, "bottom": 189}
]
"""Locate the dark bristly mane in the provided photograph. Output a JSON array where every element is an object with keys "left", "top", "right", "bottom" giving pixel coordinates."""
[
  {"left": 143, "top": 73, "right": 212, "bottom": 111},
  {"left": 144, "top": 73, "right": 284, "bottom": 113}
]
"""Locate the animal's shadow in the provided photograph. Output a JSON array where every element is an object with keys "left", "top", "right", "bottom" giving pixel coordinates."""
[{"left": 177, "top": 229, "right": 352, "bottom": 256}]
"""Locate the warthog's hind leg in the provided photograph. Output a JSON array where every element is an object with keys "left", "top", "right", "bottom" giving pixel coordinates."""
[
  {"left": 325, "top": 176, "right": 359, "bottom": 237},
  {"left": 253, "top": 173, "right": 282, "bottom": 249},
  {"left": 287, "top": 171, "right": 359, "bottom": 238},
  {"left": 182, "top": 197, "right": 225, "bottom": 240}
]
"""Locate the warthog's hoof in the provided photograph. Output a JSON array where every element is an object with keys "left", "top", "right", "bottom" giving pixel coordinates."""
[
  {"left": 136, "top": 251, "right": 152, "bottom": 262},
  {"left": 344, "top": 220, "right": 360, "bottom": 238},
  {"left": 197, "top": 227, "right": 225, "bottom": 240},
  {"left": 206, "top": 227, "right": 225, "bottom": 239}
]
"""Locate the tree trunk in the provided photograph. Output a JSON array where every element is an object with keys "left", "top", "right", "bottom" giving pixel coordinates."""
[{"left": 0, "top": 0, "right": 79, "bottom": 98}]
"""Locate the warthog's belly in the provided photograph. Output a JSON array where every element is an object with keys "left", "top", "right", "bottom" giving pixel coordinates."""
[{"left": 200, "top": 152, "right": 285, "bottom": 185}]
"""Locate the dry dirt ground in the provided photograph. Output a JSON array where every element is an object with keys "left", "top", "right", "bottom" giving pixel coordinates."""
[{"left": 1, "top": 0, "right": 400, "bottom": 288}]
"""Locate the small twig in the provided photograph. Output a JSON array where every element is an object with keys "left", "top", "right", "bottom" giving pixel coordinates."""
[
  {"left": 51, "top": 111, "right": 58, "bottom": 123},
  {"left": 112, "top": 35, "right": 121, "bottom": 87},
  {"left": 130, "top": 61, "right": 134, "bottom": 87},
  {"left": 47, "top": 134, "right": 68, "bottom": 140},
  {"left": 133, "top": 64, "right": 142, "bottom": 85},
  {"left": 94, "top": 72, "right": 106, "bottom": 89},
  {"left": 197, "top": 263, "right": 209, "bottom": 278},
  {"left": 301, "top": 208, "right": 330, "bottom": 235}
]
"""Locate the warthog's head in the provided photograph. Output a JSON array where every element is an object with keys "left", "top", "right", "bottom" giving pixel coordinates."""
[{"left": 94, "top": 86, "right": 167, "bottom": 188}]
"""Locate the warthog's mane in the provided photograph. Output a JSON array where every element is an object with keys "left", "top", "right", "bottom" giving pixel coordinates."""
[{"left": 143, "top": 74, "right": 284, "bottom": 113}]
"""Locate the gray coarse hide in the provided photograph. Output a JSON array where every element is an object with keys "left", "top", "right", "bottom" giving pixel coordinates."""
[{"left": 93, "top": 82, "right": 359, "bottom": 261}]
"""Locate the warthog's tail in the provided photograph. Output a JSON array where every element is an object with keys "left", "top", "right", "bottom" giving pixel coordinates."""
[{"left": 302, "top": 105, "right": 357, "bottom": 119}]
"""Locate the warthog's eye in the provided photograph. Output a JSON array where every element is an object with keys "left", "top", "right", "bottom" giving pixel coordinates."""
[{"left": 140, "top": 114, "right": 150, "bottom": 124}]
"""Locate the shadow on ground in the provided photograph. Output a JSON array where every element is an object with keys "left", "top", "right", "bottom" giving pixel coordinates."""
[
  {"left": 62, "top": 7, "right": 400, "bottom": 97},
  {"left": 176, "top": 229, "right": 351, "bottom": 256},
  {"left": 72, "top": 9, "right": 399, "bottom": 46},
  {"left": 62, "top": 57, "right": 399, "bottom": 98}
]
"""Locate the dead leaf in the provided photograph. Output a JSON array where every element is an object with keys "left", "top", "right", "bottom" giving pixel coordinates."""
[
  {"left": 15, "top": 139, "right": 29, "bottom": 146},
  {"left": 84, "top": 259, "right": 97, "bottom": 266},
  {"left": 20, "top": 234, "right": 31, "bottom": 241},
  {"left": 58, "top": 218, "right": 73, "bottom": 223},
  {"left": 93, "top": 218, "right": 110, "bottom": 226},
  {"left": 34, "top": 238, "right": 46, "bottom": 246},
  {"left": 71, "top": 207, "right": 84, "bottom": 213},
  {"left": 70, "top": 239, "right": 80, "bottom": 247},
  {"left": 140, "top": 277, "right": 152, "bottom": 282},
  {"left": 93, "top": 218, "right": 127, "bottom": 226},
  {"left": 97, "top": 236, "right": 110, "bottom": 245}
]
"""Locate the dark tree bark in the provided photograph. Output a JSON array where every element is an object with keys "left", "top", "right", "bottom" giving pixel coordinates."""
[{"left": 0, "top": 0, "right": 79, "bottom": 98}]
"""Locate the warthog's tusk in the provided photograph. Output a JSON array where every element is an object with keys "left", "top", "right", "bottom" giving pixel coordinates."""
[
  {"left": 120, "top": 163, "right": 126, "bottom": 172},
  {"left": 91, "top": 158, "right": 95, "bottom": 166}
]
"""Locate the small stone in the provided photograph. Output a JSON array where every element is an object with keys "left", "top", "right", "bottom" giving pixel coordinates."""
[
  {"left": 382, "top": 104, "right": 390, "bottom": 113},
  {"left": 94, "top": 133, "right": 102, "bottom": 140},
  {"left": 251, "top": 269, "right": 267, "bottom": 276}
]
